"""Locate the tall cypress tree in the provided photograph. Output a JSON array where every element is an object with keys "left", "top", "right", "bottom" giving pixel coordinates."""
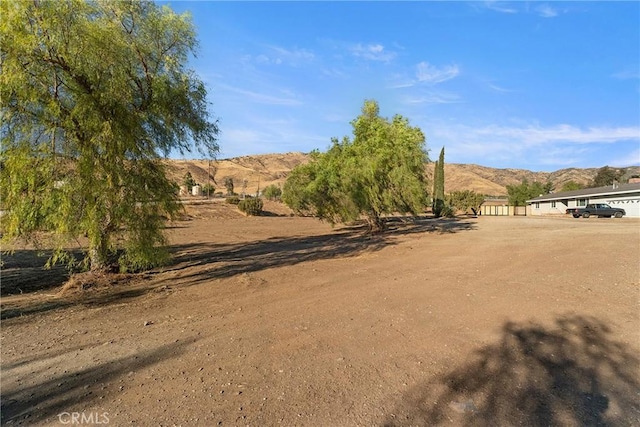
[
  {"left": 433, "top": 147, "right": 445, "bottom": 217},
  {"left": 432, "top": 159, "right": 439, "bottom": 211}
]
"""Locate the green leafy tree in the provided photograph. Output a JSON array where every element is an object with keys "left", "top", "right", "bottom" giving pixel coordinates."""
[
  {"left": 0, "top": 0, "right": 219, "bottom": 272},
  {"left": 263, "top": 184, "right": 282, "bottom": 201},
  {"left": 506, "top": 180, "right": 553, "bottom": 206},
  {"left": 183, "top": 172, "right": 197, "bottom": 192},
  {"left": 560, "top": 181, "right": 584, "bottom": 192},
  {"left": 282, "top": 158, "right": 320, "bottom": 216},
  {"left": 448, "top": 190, "right": 485, "bottom": 214},
  {"left": 283, "top": 100, "right": 428, "bottom": 232},
  {"left": 432, "top": 147, "right": 445, "bottom": 217},
  {"left": 201, "top": 183, "right": 215, "bottom": 197},
  {"left": 591, "top": 166, "right": 625, "bottom": 187}
]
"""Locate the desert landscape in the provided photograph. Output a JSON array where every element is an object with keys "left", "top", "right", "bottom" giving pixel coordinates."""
[
  {"left": 2, "top": 200, "right": 639, "bottom": 426},
  {"left": 165, "top": 153, "right": 640, "bottom": 198},
  {"left": 4, "top": 1, "right": 639, "bottom": 425}
]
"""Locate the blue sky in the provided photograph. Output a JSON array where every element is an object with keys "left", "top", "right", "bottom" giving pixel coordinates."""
[{"left": 166, "top": 1, "right": 639, "bottom": 171}]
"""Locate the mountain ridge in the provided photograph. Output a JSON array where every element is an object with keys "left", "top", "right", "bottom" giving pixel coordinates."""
[{"left": 165, "top": 152, "right": 639, "bottom": 197}]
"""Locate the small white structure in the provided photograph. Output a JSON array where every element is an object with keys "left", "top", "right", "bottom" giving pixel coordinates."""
[
  {"left": 527, "top": 183, "right": 640, "bottom": 218},
  {"left": 192, "top": 185, "right": 202, "bottom": 196}
]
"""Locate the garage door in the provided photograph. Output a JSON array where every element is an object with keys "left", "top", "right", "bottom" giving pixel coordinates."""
[{"left": 606, "top": 199, "right": 640, "bottom": 218}]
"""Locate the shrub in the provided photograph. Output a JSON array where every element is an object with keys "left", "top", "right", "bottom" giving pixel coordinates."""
[
  {"left": 226, "top": 196, "right": 240, "bottom": 205},
  {"left": 238, "top": 198, "right": 263, "bottom": 216},
  {"left": 441, "top": 204, "right": 456, "bottom": 218},
  {"left": 201, "top": 183, "right": 215, "bottom": 196},
  {"left": 263, "top": 184, "right": 282, "bottom": 200}
]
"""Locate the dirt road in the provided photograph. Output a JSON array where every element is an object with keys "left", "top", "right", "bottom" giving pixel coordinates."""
[{"left": 2, "top": 204, "right": 639, "bottom": 426}]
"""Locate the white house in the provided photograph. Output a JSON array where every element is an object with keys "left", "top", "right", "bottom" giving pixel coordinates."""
[{"left": 527, "top": 182, "right": 640, "bottom": 218}]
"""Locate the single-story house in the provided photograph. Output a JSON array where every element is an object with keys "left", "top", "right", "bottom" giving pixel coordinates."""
[{"left": 527, "top": 182, "right": 640, "bottom": 218}]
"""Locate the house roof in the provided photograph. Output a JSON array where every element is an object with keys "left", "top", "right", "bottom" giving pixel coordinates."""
[{"left": 527, "top": 182, "right": 640, "bottom": 203}]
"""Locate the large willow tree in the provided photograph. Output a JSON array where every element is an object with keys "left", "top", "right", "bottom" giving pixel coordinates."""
[
  {"left": 283, "top": 100, "right": 428, "bottom": 232},
  {"left": 0, "top": 0, "right": 219, "bottom": 271}
]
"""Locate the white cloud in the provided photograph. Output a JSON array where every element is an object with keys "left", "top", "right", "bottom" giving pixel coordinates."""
[
  {"left": 250, "top": 45, "right": 314, "bottom": 66},
  {"left": 219, "top": 122, "right": 327, "bottom": 158},
  {"left": 484, "top": 1, "right": 517, "bottom": 14},
  {"left": 416, "top": 62, "right": 460, "bottom": 84},
  {"left": 607, "top": 148, "right": 640, "bottom": 167},
  {"left": 404, "top": 92, "right": 462, "bottom": 105},
  {"left": 424, "top": 121, "right": 640, "bottom": 168},
  {"left": 320, "top": 67, "right": 348, "bottom": 79},
  {"left": 487, "top": 82, "right": 514, "bottom": 93},
  {"left": 323, "top": 113, "right": 350, "bottom": 122},
  {"left": 268, "top": 45, "right": 315, "bottom": 62},
  {"left": 536, "top": 4, "right": 558, "bottom": 18},
  {"left": 350, "top": 43, "right": 397, "bottom": 62},
  {"left": 612, "top": 66, "right": 640, "bottom": 80},
  {"left": 255, "top": 54, "right": 282, "bottom": 65},
  {"left": 483, "top": 2, "right": 566, "bottom": 18},
  {"left": 388, "top": 81, "right": 415, "bottom": 89},
  {"left": 223, "top": 128, "right": 266, "bottom": 145},
  {"left": 473, "top": 124, "right": 639, "bottom": 145},
  {"left": 218, "top": 83, "right": 302, "bottom": 106}
]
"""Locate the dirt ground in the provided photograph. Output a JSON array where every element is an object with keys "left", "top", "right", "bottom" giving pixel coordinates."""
[{"left": 1, "top": 201, "right": 639, "bottom": 426}]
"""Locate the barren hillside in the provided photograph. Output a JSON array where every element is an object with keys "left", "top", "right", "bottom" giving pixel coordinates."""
[{"left": 166, "top": 153, "right": 638, "bottom": 197}]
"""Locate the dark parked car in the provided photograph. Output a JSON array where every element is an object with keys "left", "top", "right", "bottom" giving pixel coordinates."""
[{"left": 566, "top": 203, "right": 625, "bottom": 218}]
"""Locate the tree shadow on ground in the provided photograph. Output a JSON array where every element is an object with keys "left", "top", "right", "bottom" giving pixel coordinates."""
[
  {"left": 160, "top": 216, "right": 475, "bottom": 288},
  {"left": 258, "top": 210, "right": 289, "bottom": 217},
  {"left": 383, "top": 315, "right": 640, "bottom": 426},
  {"left": 1, "top": 286, "right": 150, "bottom": 320},
  {"left": 0, "top": 249, "right": 82, "bottom": 297},
  {"left": 1, "top": 216, "right": 474, "bottom": 318},
  {"left": 1, "top": 336, "right": 198, "bottom": 425}
]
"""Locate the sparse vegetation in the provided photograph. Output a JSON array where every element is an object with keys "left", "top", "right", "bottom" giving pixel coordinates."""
[
  {"left": 440, "top": 204, "right": 456, "bottom": 218},
  {"left": 201, "top": 183, "right": 216, "bottom": 197},
  {"left": 263, "top": 184, "right": 283, "bottom": 201},
  {"left": 226, "top": 196, "right": 241, "bottom": 205},
  {"left": 238, "top": 197, "right": 263, "bottom": 216}
]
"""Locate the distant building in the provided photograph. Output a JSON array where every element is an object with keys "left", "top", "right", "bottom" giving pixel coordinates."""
[
  {"left": 527, "top": 183, "right": 640, "bottom": 218},
  {"left": 479, "top": 198, "right": 527, "bottom": 216},
  {"left": 480, "top": 198, "right": 511, "bottom": 216}
]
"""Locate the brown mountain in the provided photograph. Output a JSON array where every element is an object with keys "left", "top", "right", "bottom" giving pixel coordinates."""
[{"left": 165, "top": 153, "right": 639, "bottom": 197}]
